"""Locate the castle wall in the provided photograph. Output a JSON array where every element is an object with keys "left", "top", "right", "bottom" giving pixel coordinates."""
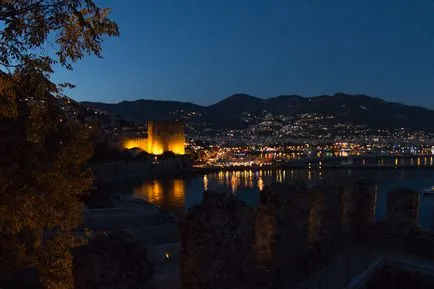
[
  {"left": 386, "top": 188, "right": 420, "bottom": 227},
  {"left": 255, "top": 183, "right": 310, "bottom": 284},
  {"left": 181, "top": 192, "right": 256, "bottom": 289},
  {"left": 147, "top": 120, "right": 185, "bottom": 155},
  {"left": 121, "top": 120, "right": 185, "bottom": 155},
  {"left": 122, "top": 137, "right": 148, "bottom": 151},
  {"left": 308, "top": 185, "right": 342, "bottom": 246}
]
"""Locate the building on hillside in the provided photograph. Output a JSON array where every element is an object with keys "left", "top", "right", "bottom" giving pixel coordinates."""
[{"left": 122, "top": 120, "right": 185, "bottom": 155}]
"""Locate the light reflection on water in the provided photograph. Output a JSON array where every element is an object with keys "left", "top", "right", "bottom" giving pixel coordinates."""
[
  {"left": 133, "top": 179, "right": 186, "bottom": 214},
  {"left": 131, "top": 168, "right": 434, "bottom": 227}
]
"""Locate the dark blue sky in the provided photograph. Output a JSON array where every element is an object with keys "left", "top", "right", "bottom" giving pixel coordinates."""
[{"left": 53, "top": 0, "right": 434, "bottom": 108}]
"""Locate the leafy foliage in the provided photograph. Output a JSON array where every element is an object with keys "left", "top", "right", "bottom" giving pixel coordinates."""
[
  {"left": 0, "top": 1, "right": 118, "bottom": 288},
  {"left": 0, "top": 0, "right": 119, "bottom": 73},
  {"left": 0, "top": 69, "right": 94, "bottom": 289}
]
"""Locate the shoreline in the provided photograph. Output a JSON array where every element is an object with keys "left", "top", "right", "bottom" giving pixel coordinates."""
[
  {"left": 191, "top": 164, "right": 434, "bottom": 173},
  {"left": 92, "top": 154, "right": 434, "bottom": 186},
  {"left": 191, "top": 154, "right": 434, "bottom": 172},
  {"left": 191, "top": 164, "right": 434, "bottom": 174}
]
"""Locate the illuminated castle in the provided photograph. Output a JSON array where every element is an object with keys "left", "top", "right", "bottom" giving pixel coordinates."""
[{"left": 122, "top": 120, "right": 185, "bottom": 155}]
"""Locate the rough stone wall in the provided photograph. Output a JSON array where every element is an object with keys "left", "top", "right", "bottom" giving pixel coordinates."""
[
  {"left": 308, "top": 185, "right": 342, "bottom": 247},
  {"left": 386, "top": 188, "right": 420, "bottom": 232},
  {"left": 341, "top": 180, "right": 377, "bottom": 240},
  {"left": 255, "top": 183, "right": 310, "bottom": 285},
  {"left": 147, "top": 120, "right": 185, "bottom": 155},
  {"left": 340, "top": 182, "right": 356, "bottom": 236},
  {"left": 120, "top": 120, "right": 185, "bottom": 155},
  {"left": 72, "top": 231, "right": 154, "bottom": 289},
  {"left": 180, "top": 181, "right": 381, "bottom": 288},
  {"left": 122, "top": 137, "right": 148, "bottom": 151},
  {"left": 356, "top": 180, "right": 377, "bottom": 225},
  {"left": 180, "top": 191, "right": 256, "bottom": 289}
]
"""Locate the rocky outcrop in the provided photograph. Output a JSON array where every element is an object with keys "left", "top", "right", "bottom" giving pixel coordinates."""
[
  {"left": 181, "top": 191, "right": 256, "bottom": 289},
  {"left": 72, "top": 231, "right": 154, "bottom": 289}
]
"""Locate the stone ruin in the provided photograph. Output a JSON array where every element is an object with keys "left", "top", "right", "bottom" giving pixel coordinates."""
[
  {"left": 308, "top": 184, "right": 343, "bottom": 247},
  {"left": 255, "top": 183, "right": 310, "bottom": 285},
  {"left": 6, "top": 181, "right": 424, "bottom": 289},
  {"left": 340, "top": 180, "right": 377, "bottom": 242},
  {"left": 70, "top": 181, "right": 426, "bottom": 289},
  {"left": 386, "top": 187, "right": 420, "bottom": 234},
  {"left": 181, "top": 180, "right": 379, "bottom": 289},
  {"left": 254, "top": 180, "right": 378, "bottom": 286},
  {"left": 180, "top": 190, "right": 256, "bottom": 289}
]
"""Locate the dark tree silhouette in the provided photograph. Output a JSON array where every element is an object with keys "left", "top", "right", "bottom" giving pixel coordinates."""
[{"left": 0, "top": 1, "right": 118, "bottom": 288}]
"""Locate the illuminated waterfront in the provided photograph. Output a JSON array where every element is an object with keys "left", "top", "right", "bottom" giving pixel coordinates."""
[
  {"left": 195, "top": 154, "right": 434, "bottom": 169},
  {"left": 128, "top": 167, "right": 434, "bottom": 228},
  {"left": 190, "top": 141, "right": 434, "bottom": 168}
]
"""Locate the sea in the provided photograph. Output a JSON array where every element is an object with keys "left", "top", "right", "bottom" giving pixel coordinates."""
[{"left": 122, "top": 166, "right": 434, "bottom": 229}]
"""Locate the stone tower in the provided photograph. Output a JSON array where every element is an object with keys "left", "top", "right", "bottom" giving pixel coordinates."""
[{"left": 147, "top": 120, "right": 185, "bottom": 155}]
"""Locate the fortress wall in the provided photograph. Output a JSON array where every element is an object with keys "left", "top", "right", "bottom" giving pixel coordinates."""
[
  {"left": 147, "top": 120, "right": 185, "bottom": 155},
  {"left": 121, "top": 137, "right": 148, "bottom": 151},
  {"left": 120, "top": 120, "right": 185, "bottom": 155}
]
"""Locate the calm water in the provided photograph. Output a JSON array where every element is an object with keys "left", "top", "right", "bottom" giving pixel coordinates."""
[{"left": 128, "top": 168, "right": 434, "bottom": 228}]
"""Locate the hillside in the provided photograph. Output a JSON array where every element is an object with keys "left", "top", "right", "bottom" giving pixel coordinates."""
[
  {"left": 81, "top": 93, "right": 434, "bottom": 132},
  {"left": 81, "top": 99, "right": 204, "bottom": 123}
]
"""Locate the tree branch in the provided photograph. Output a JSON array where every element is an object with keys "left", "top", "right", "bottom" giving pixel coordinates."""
[{"left": 0, "top": 2, "right": 36, "bottom": 20}]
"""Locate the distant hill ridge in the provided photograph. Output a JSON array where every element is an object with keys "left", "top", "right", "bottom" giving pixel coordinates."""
[{"left": 81, "top": 93, "right": 434, "bottom": 131}]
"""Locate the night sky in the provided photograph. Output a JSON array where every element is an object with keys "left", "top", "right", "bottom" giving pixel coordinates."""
[{"left": 53, "top": 0, "right": 434, "bottom": 108}]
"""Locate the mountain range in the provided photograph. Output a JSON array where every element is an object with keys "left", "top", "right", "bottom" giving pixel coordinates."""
[{"left": 82, "top": 93, "right": 434, "bottom": 132}]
